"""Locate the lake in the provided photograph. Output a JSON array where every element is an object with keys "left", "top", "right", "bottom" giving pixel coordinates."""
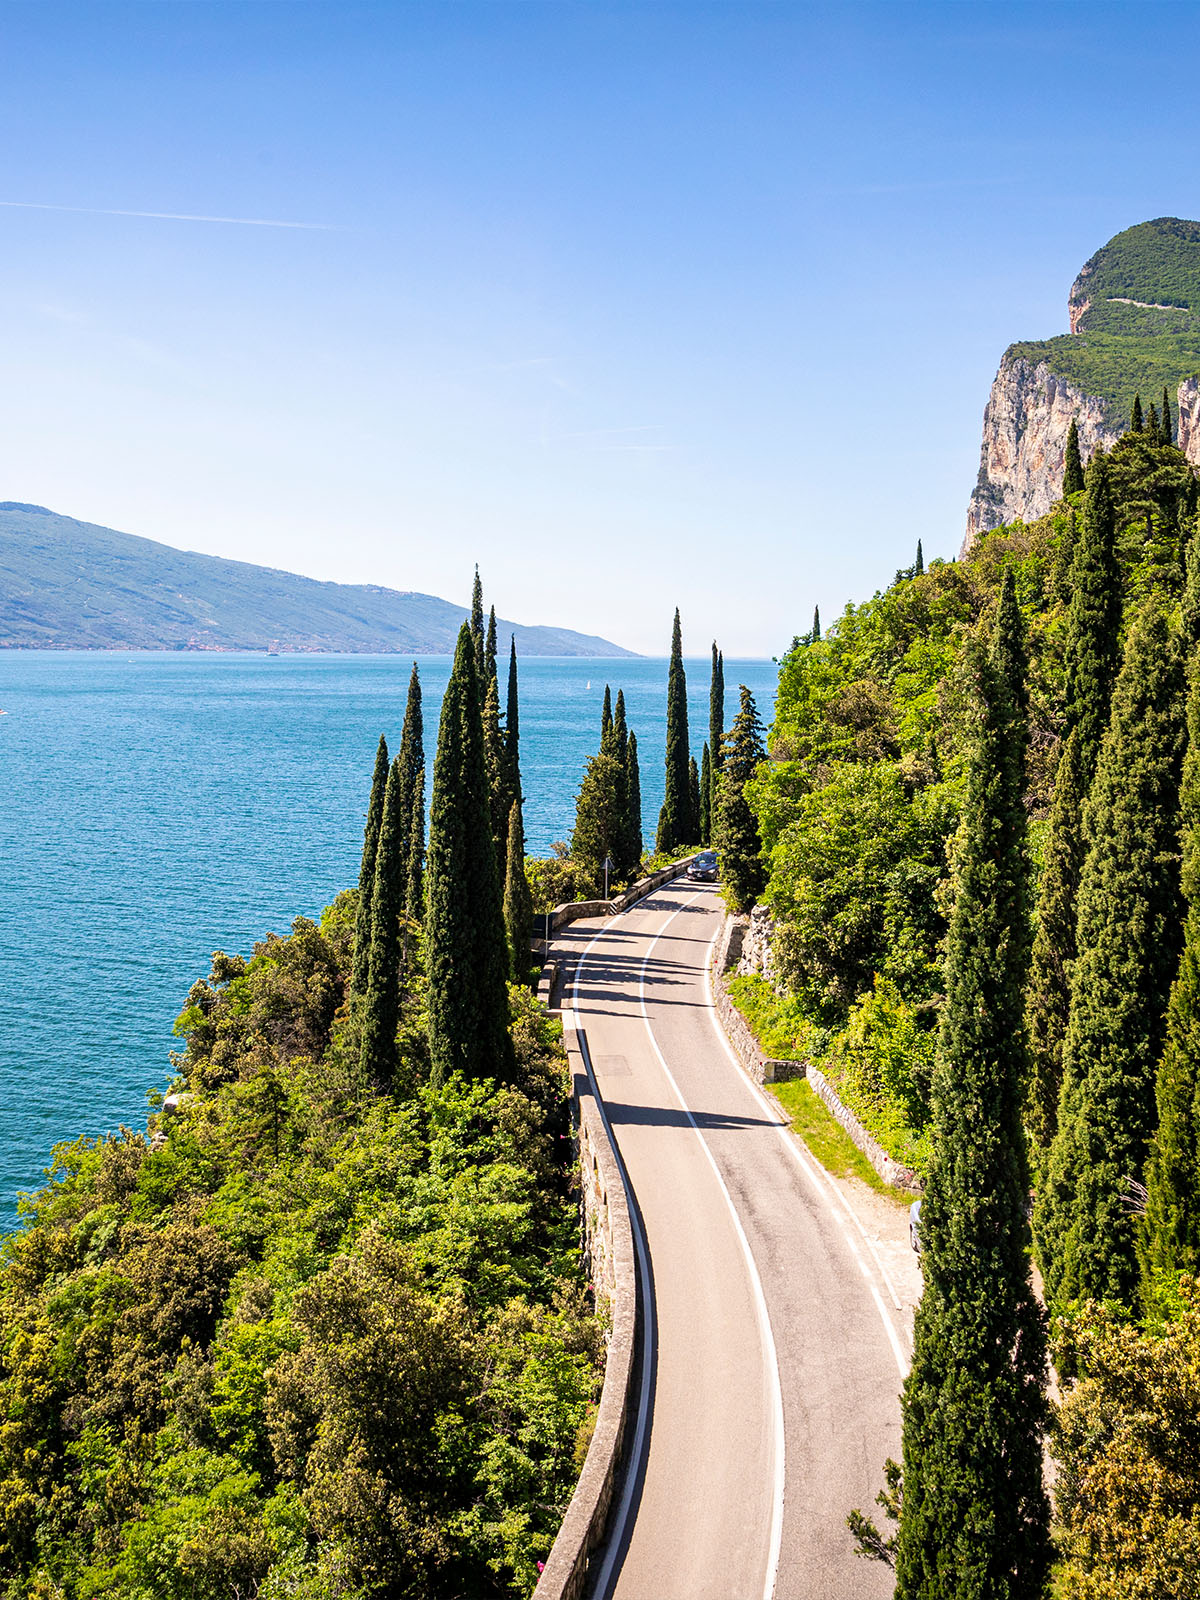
[{"left": 0, "top": 650, "right": 777, "bottom": 1220}]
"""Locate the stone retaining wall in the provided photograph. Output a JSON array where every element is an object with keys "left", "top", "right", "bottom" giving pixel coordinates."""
[{"left": 533, "top": 1039, "right": 639, "bottom": 1600}]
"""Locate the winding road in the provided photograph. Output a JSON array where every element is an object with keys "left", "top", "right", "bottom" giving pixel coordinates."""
[{"left": 556, "top": 877, "right": 912, "bottom": 1600}]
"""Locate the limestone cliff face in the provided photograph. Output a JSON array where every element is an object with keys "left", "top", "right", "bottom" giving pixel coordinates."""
[
  {"left": 962, "top": 356, "right": 1117, "bottom": 552},
  {"left": 1177, "top": 375, "right": 1200, "bottom": 467}
]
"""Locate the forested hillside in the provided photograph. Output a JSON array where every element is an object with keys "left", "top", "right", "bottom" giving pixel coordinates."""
[{"left": 745, "top": 402, "right": 1200, "bottom": 1593}]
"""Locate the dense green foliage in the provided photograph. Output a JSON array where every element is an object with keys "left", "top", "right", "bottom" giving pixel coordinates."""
[
  {"left": 503, "top": 801, "right": 534, "bottom": 986},
  {"left": 1072, "top": 218, "right": 1200, "bottom": 328},
  {"left": 396, "top": 666, "right": 426, "bottom": 926},
  {"left": 1063, "top": 419, "right": 1084, "bottom": 499},
  {"left": 1036, "top": 604, "right": 1186, "bottom": 1313},
  {"left": 655, "top": 609, "right": 692, "bottom": 853},
  {"left": 425, "top": 626, "right": 514, "bottom": 1087},
  {"left": 699, "top": 742, "right": 712, "bottom": 845},
  {"left": 895, "top": 575, "right": 1051, "bottom": 1600},
  {"left": 359, "top": 754, "right": 410, "bottom": 1090},
  {"left": 0, "top": 900, "right": 599, "bottom": 1600},
  {"left": 1064, "top": 455, "right": 1121, "bottom": 782}
]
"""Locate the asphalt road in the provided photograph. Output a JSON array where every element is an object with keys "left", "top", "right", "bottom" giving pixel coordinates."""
[{"left": 557, "top": 878, "right": 907, "bottom": 1600}]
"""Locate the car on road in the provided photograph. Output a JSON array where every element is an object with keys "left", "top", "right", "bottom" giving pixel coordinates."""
[
  {"left": 687, "top": 850, "right": 718, "bottom": 882},
  {"left": 909, "top": 1199, "right": 922, "bottom": 1255}
]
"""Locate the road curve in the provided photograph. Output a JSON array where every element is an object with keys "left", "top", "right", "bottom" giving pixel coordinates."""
[{"left": 557, "top": 878, "right": 906, "bottom": 1600}]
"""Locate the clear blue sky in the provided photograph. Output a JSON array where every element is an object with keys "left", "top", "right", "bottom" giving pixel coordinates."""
[{"left": 1, "top": 1, "right": 1194, "bottom": 655}]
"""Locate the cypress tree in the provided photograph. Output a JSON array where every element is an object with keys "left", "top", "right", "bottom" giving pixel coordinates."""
[
  {"left": 395, "top": 672, "right": 428, "bottom": 928},
  {"left": 1163, "top": 385, "right": 1175, "bottom": 445},
  {"left": 1036, "top": 603, "right": 1187, "bottom": 1312},
  {"left": 503, "top": 799, "right": 533, "bottom": 985},
  {"left": 687, "top": 755, "right": 701, "bottom": 844},
  {"left": 713, "top": 686, "right": 767, "bottom": 913},
  {"left": 655, "top": 608, "right": 690, "bottom": 853},
  {"left": 1132, "top": 393, "right": 1145, "bottom": 433},
  {"left": 470, "top": 566, "right": 485, "bottom": 677},
  {"left": 425, "top": 623, "right": 514, "bottom": 1086},
  {"left": 915, "top": 538, "right": 925, "bottom": 576},
  {"left": 1062, "top": 417, "right": 1085, "bottom": 497},
  {"left": 612, "top": 689, "right": 637, "bottom": 875},
  {"left": 812, "top": 605, "right": 821, "bottom": 642},
  {"left": 572, "top": 746, "right": 625, "bottom": 894},
  {"left": 360, "top": 755, "right": 407, "bottom": 1088},
  {"left": 351, "top": 734, "right": 389, "bottom": 1000},
  {"left": 1148, "top": 400, "right": 1161, "bottom": 442},
  {"left": 600, "top": 683, "right": 612, "bottom": 745},
  {"left": 1025, "top": 728, "right": 1085, "bottom": 1160},
  {"left": 627, "top": 731, "right": 643, "bottom": 866},
  {"left": 483, "top": 671, "right": 512, "bottom": 864},
  {"left": 1064, "top": 452, "right": 1121, "bottom": 782},
  {"left": 699, "top": 741, "right": 712, "bottom": 845},
  {"left": 708, "top": 644, "right": 725, "bottom": 841},
  {"left": 895, "top": 572, "right": 1050, "bottom": 1599},
  {"left": 505, "top": 636, "right": 521, "bottom": 777},
  {"left": 1142, "top": 536, "right": 1200, "bottom": 1288},
  {"left": 1053, "top": 509, "right": 1079, "bottom": 605},
  {"left": 485, "top": 604, "right": 498, "bottom": 685}
]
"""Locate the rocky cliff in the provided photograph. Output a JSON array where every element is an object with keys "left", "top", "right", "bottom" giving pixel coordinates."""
[{"left": 964, "top": 218, "right": 1200, "bottom": 551}]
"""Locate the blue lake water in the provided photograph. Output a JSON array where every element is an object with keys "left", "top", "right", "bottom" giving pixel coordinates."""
[{"left": 0, "top": 650, "right": 776, "bottom": 1221}]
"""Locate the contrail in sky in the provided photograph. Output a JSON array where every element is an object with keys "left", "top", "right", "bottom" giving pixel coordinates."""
[{"left": 0, "top": 199, "right": 333, "bottom": 229}]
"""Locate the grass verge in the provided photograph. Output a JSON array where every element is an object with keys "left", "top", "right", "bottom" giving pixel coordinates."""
[{"left": 768, "top": 1077, "right": 911, "bottom": 1207}]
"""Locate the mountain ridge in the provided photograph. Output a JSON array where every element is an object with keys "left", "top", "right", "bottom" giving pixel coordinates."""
[{"left": 0, "top": 504, "right": 636, "bottom": 656}]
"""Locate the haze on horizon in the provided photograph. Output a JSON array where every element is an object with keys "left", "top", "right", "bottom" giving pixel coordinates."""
[{"left": 0, "top": 0, "right": 1192, "bottom": 657}]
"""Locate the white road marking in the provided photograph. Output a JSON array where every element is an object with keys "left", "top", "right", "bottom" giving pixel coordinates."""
[{"left": 701, "top": 923, "right": 912, "bottom": 1378}]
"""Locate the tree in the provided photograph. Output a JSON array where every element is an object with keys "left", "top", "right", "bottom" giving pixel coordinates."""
[
  {"left": 812, "top": 604, "right": 821, "bottom": 642},
  {"left": 714, "top": 686, "right": 767, "bottom": 914},
  {"left": 708, "top": 643, "right": 724, "bottom": 833},
  {"left": 485, "top": 604, "right": 497, "bottom": 685},
  {"left": 483, "top": 671, "right": 512, "bottom": 865},
  {"left": 915, "top": 538, "right": 925, "bottom": 575},
  {"left": 360, "top": 755, "right": 407, "bottom": 1088},
  {"left": 600, "top": 683, "right": 612, "bottom": 745},
  {"left": 1148, "top": 401, "right": 1161, "bottom": 442},
  {"left": 1026, "top": 728, "right": 1085, "bottom": 1161},
  {"left": 1163, "top": 385, "right": 1175, "bottom": 446},
  {"left": 627, "top": 731, "right": 643, "bottom": 866},
  {"left": 1063, "top": 417, "right": 1085, "bottom": 497},
  {"left": 699, "top": 742, "right": 712, "bottom": 845},
  {"left": 394, "top": 665, "right": 424, "bottom": 917},
  {"left": 470, "top": 566, "right": 485, "bottom": 677},
  {"left": 1036, "top": 602, "right": 1186, "bottom": 1313},
  {"left": 656, "top": 608, "right": 690, "bottom": 853},
  {"left": 612, "top": 689, "right": 638, "bottom": 875},
  {"left": 505, "top": 636, "right": 521, "bottom": 787},
  {"left": 688, "top": 756, "right": 701, "bottom": 845},
  {"left": 1064, "top": 452, "right": 1122, "bottom": 782},
  {"left": 1132, "top": 393, "right": 1145, "bottom": 433},
  {"left": 503, "top": 800, "right": 534, "bottom": 985},
  {"left": 350, "top": 734, "right": 389, "bottom": 1001},
  {"left": 1142, "top": 536, "right": 1200, "bottom": 1290},
  {"left": 425, "top": 624, "right": 514, "bottom": 1086},
  {"left": 893, "top": 571, "right": 1051, "bottom": 1600}
]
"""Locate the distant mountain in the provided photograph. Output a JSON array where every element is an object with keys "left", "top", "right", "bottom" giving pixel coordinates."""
[
  {"left": 965, "top": 218, "right": 1200, "bottom": 547},
  {"left": 0, "top": 505, "right": 635, "bottom": 656}
]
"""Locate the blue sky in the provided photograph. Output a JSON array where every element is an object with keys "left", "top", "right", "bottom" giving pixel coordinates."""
[{"left": 1, "top": 1, "right": 1196, "bottom": 655}]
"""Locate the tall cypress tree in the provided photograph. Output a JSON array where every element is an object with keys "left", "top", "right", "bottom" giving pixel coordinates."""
[
  {"left": 1025, "top": 728, "right": 1085, "bottom": 1161},
  {"left": 505, "top": 636, "right": 521, "bottom": 782},
  {"left": 699, "top": 741, "right": 712, "bottom": 846},
  {"left": 1148, "top": 400, "right": 1161, "bottom": 442},
  {"left": 687, "top": 755, "right": 701, "bottom": 844},
  {"left": 600, "top": 684, "right": 612, "bottom": 745},
  {"left": 656, "top": 608, "right": 690, "bottom": 853},
  {"left": 1064, "top": 452, "right": 1121, "bottom": 782},
  {"left": 812, "top": 605, "right": 821, "bottom": 642},
  {"left": 1132, "top": 393, "right": 1145, "bottom": 433},
  {"left": 1163, "top": 385, "right": 1175, "bottom": 445},
  {"left": 627, "top": 731, "right": 643, "bottom": 866},
  {"left": 1062, "top": 417, "right": 1085, "bottom": 497},
  {"left": 360, "top": 755, "right": 407, "bottom": 1088},
  {"left": 395, "top": 665, "right": 428, "bottom": 921},
  {"left": 1142, "top": 536, "right": 1200, "bottom": 1289},
  {"left": 470, "top": 567, "right": 485, "bottom": 677},
  {"left": 483, "top": 671, "right": 512, "bottom": 865},
  {"left": 915, "top": 538, "right": 924, "bottom": 575},
  {"left": 503, "top": 799, "right": 534, "bottom": 985},
  {"left": 1054, "top": 509, "right": 1079, "bottom": 605},
  {"left": 485, "top": 604, "right": 498, "bottom": 685},
  {"left": 895, "top": 573, "right": 1050, "bottom": 1599},
  {"left": 351, "top": 734, "right": 389, "bottom": 1000},
  {"left": 713, "top": 686, "right": 767, "bottom": 914},
  {"left": 425, "top": 624, "right": 514, "bottom": 1086},
  {"left": 1036, "top": 603, "right": 1187, "bottom": 1312},
  {"left": 708, "top": 644, "right": 725, "bottom": 840},
  {"left": 612, "top": 689, "right": 637, "bottom": 875}
]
